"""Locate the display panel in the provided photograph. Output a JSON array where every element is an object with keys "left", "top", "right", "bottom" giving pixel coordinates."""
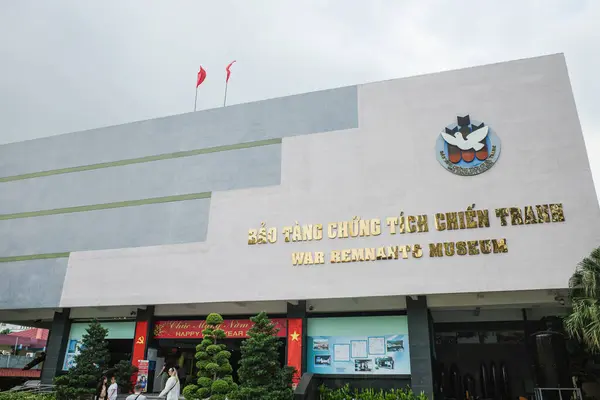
[
  {"left": 62, "top": 321, "right": 136, "bottom": 371},
  {"left": 307, "top": 316, "right": 410, "bottom": 375}
]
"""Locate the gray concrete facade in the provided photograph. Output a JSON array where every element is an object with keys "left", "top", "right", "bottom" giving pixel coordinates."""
[
  {"left": 0, "top": 86, "right": 358, "bottom": 176},
  {"left": 0, "top": 258, "right": 68, "bottom": 310},
  {"left": 0, "top": 85, "right": 358, "bottom": 309}
]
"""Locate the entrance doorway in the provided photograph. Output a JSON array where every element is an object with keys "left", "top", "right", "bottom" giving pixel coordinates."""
[{"left": 156, "top": 338, "right": 286, "bottom": 387}]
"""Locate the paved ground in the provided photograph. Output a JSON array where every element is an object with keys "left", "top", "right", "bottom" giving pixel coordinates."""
[{"left": 116, "top": 394, "right": 185, "bottom": 399}]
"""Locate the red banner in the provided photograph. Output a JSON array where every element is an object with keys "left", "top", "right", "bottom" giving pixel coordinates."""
[
  {"left": 287, "top": 318, "right": 303, "bottom": 387},
  {"left": 131, "top": 320, "right": 148, "bottom": 388},
  {"left": 153, "top": 319, "right": 287, "bottom": 339}
]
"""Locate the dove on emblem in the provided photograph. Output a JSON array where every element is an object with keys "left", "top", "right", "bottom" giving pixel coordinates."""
[{"left": 441, "top": 126, "right": 489, "bottom": 151}]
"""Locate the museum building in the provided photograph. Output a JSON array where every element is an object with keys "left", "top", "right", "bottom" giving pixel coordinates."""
[{"left": 0, "top": 54, "right": 599, "bottom": 399}]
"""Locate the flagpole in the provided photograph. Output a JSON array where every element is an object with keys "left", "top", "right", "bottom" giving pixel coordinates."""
[
  {"left": 194, "top": 87, "right": 198, "bottom": 112},
  {"left": 223, "top": 60, "right": 235, "bottom": 107}
]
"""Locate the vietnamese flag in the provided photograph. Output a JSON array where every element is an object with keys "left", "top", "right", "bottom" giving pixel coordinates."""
[
  {"left": 196, "top": 66, "right": 207, "bottom": 88},
  {"left": 287, "top": 318, "right": 303, "bottom": 386},
  {"left": 225, "top": 60, "right": 236, "bottom": 83}
]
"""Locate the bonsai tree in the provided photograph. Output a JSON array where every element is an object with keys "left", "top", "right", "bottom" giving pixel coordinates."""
[
  {"left": 237, "top": 312, "right": 294, "bottom": 400},
  {"left": 565, "top": 247, "right": 600, "bottom": 352},
  {"left": 55, "top": 320, "right": 110, "bottom": 400},
  {"left": 184, "top": 313, "right": 237, "bottom": 400}
]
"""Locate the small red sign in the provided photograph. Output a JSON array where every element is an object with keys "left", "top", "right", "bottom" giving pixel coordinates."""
[{"left": 153, "top": 319, "right": 287, "bottom": 339}]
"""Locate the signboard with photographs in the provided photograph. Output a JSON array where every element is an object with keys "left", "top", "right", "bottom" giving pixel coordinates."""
[
  {"left": 136, "top": 360, "right": 149, "bottom": 392},
  {"left": 306, "top": 316, "right": 410, "bottom": 375}
]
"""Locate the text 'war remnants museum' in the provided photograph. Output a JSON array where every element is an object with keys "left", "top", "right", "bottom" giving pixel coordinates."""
[{"left": 0, "top": 54, "right": 599, "bottom": 398}]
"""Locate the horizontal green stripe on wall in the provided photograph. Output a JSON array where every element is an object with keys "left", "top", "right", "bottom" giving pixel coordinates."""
[
  {"left": 0, "top": 138, "right": 282, "bottom": 182},
  {"left": 0, "top": 252, "right": 70, "bottom": 263},
  {"left": 0, "top": 192, "right": 211, "bottom": 221}
]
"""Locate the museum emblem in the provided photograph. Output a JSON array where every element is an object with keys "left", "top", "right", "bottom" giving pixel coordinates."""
[{"left": 435, "top": 115, "right": 501, "bottom": 176}]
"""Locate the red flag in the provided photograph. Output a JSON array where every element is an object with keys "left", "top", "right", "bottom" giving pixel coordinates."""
[
  {"left": 196, "top": 66, "right": 207, "bottom": 88},
  {"left": 286, "top": 318, "right": 303, "bottom": 386},
  {"left": 225, "top": 60, "right": 236, "bottom": 83}
]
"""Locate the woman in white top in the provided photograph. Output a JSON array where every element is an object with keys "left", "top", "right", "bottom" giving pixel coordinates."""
[
  {"left": 107, "top": 376, "right": 118, "bottom": 400},
  {"left": 159, "top": 367, "right": 180, "bottom": 400}
]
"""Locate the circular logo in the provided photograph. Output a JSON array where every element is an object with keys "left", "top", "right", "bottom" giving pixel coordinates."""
[{"left": 435, "top": 115, "right": 501, "bottom": 176}]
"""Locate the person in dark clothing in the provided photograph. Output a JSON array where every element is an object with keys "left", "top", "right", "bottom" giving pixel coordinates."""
[
  {"left": 159, "top": 358, "right": 178, "bottom": 390},
  {"left": 95, "top": 375, "right": 109, "bottom": 400},
  {"left": 22, "top": 352, "right": 46, "bottom": 370}
]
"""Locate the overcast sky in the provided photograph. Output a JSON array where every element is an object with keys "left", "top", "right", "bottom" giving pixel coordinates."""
[{"left": 0, "top": 0, "right": 598, "bottom": 201}]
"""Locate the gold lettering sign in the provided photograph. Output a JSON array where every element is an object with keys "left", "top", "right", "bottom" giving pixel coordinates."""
[{"left": 246, "top": 203, "right": 565, "bottom": 265}]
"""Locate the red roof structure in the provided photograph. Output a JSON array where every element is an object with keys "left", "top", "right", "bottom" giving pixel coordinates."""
[
  {"left": 0, "top": 328, "right": 48, "bottom": 348},
  {"left": 0, "top": 368, "right": 41, "bottom": 378},
  {"left": 8, "top": 329, "right": 49, "bottom": 341}
]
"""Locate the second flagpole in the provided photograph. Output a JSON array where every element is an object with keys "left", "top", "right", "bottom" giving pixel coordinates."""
[
  {"left": 195, "top": 65, "right": 207, "bottom": 112},
  {"left": 223, "top": 60, "right": 235, "bottom": 107}
]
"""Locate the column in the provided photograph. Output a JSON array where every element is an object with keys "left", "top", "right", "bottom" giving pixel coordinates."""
[
  {"left": 407, "top": 296, "right": 434, "bottom": 399},
  {"left": 131, "top": 306, "right": 154, "bottom": 388},
  {"left": 41, "top": 309, "right": 72, "bottom": 384},
  {"left": 287, "top": 301, "right": 306, "bottom": 387},
  {"left": 132, "top": 306, "right": 154, "bottom": 361}
]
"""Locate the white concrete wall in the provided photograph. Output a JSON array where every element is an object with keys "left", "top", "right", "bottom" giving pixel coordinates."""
[{"left": 61, "top": 54, "right": 600, "bottom": 308}]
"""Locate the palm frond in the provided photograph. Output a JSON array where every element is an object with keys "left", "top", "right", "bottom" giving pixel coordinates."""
[
  {"left": 569, "top": 247, "right": 600, "bottom": 299},
  {"left": 566, "top": 247, "right": 600, "bottom": 353}
]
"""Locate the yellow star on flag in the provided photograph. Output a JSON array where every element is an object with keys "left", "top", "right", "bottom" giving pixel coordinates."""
[{"left": 290, "top": 331, "right": 300, "bottom": 341}]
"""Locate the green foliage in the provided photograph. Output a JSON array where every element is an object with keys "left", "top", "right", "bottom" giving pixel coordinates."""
[
  {"left": 319, "top": 384, "right": 428, "bottom": 400},
  {"left": 205, "top": 362, "right": 220, "bottom": 375},
  {"left": 197, "top": 387, "right": 210, "bottom": 398},
  {"left": 54, "top": 320, "right": 109, "bottom": 400},
  {"left": 214, "top": 350, "right": 231, "bottom": 363},
  {"left": 113, "top": 359, "right": 139, "bottom": 394},
  {"left": 237, "top": 311, "right": 294, "bottom": 400},
  {"left": 182, "top": 384, "right": 199, "bottom": 399},
  {"left": 196, "top": 360, "right": 209, "bottom": 370},
  {"left": 0, "top": 393, "right": 56, "bottom": 400},
  {"left": 206, "top": 313, "right": 224, "bottom": 326},
  {"left": 198, "top": 376, "right": 213, "bottom": 388},
  {"left": 565, "top": 247, "right": 600, "bottom": 352},
  {"left": 185, "top": 313, "right": 236, "bottom": 399},
  {"left": 211, "top": 379, "right": 230, "bottom": 393}
]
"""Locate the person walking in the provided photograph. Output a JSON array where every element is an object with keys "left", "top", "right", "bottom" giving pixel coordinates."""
[
  {"left": 95, "top": 376, "right": 109, "bottom": 400},
  {"left": 159, "top": 358, "right": 176, "bottom": 390},
  {"left": 158, "top": 367, "right": 180, "bottom": 400},
  {"left": 125, "top": 384, "right": 147, "bottom": 400},
  {"left": 107, "top": 376, "right": 118, "bottom": 400}
]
